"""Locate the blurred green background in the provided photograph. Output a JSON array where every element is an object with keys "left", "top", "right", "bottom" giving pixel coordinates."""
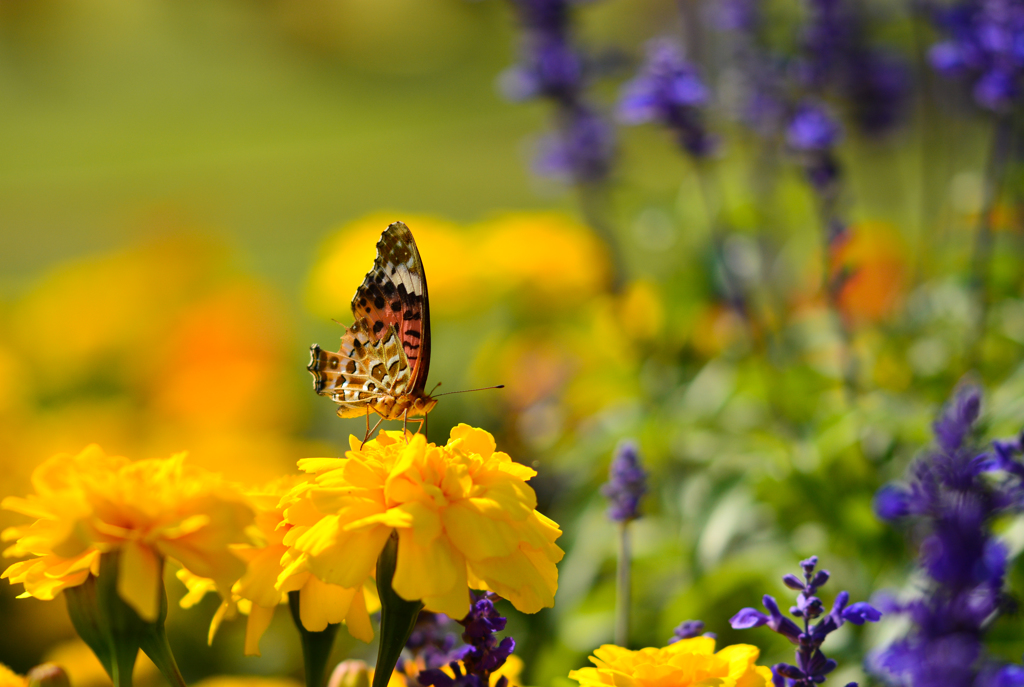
[{"left": 2, "top": 1, "right": 1024, "bottom": 686}]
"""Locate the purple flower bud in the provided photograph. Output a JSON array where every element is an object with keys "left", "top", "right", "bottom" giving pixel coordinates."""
[
  {"left": 874, "top": 484, "right": 911, "bottom": 520},
  {"left": 841, "top": 602, "right": 882, "bottom": 625},
  {"left": 601, "top": 440, "right": 647, "bottom": 522},
  {"left": 729, "top": 608, "right": 769, "bottom": 629},
  {"left": 782, "top": 574, "right": 805, "bottom": 590},
  {"left": 669, "top": 620, "right": 713, "bottom": 643}
]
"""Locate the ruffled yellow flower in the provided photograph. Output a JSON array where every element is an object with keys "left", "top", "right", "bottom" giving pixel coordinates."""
[
  {"left": 2, "top": 445, "right": 254, "bottom": 622},
  {"left": 178, "top": 475, "right": 378, "bottom": 655},
  {"left": 569, "top": 638, "right": 772, "bottom": 687},
  {"left": 280, "top": 425, "right": 563, "bottom": 619}
]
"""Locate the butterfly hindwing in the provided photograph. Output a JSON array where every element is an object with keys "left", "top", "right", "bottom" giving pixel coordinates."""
[
  {"left": 349, "top": 221, "right": 431, "bottom": 393},
  {"left": 309, "top": 322, "right": 413, "bottom": 418}
]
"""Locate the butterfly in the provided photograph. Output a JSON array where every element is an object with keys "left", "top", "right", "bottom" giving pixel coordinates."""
[{"left": 308, "top": 221, "right": 437, "bottom": 440}]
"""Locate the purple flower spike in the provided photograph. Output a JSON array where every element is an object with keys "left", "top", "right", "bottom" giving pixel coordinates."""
[
  {"left": 601, "top": 440, "right": 648, "bottom": 522},
  {"left": 872, "top": 384, "right": 1024, "bottom": 685},
  {"left": 418, "top": 593, "right": 515, "bottom": 687},
  {"left": 732, "top": 556, "right": 879, "bottom": 686},
  {"left": 787, "top": 103, "right": 843, "bottom": 152},
  {"left": 617, "top": 38, "right": 717, "bottom": 158}
]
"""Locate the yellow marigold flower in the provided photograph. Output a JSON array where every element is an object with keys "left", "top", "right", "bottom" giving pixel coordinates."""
[
  {"left": 569, "top": 638, "right": 772, "bottom": 687},
  {"left": 280, "top": 426, "right": 563, "bottom": 619},
  {"left": 178, "top": 475, "right": 378, "bottom": 655},
  {"left": 2, "top": 445, "right": 254, "bottom": 622}
]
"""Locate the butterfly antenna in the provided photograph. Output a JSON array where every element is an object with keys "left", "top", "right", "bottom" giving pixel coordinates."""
[
  {"left": 428, "top": 381, "right": 443, "bottom": 396},
  {"left": 434, "top": 385, "right": 505, "bottom": 398}
]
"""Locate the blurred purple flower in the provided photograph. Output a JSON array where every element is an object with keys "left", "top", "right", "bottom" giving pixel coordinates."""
[
  {"left": 401, "top": 612, "right": 460, "bottom": 672},
  {"left": 617, "top": 39, "right": 718, "bottom": 158},
  {"left": 871, "top": 385, "right": 1024, "bottom": 686},
  {"left": 787, "top": 102, "right": 843, "bottom": 151},
  {"left": 668, "top": 620, "right": 716, "bottom": 643},
  {"left": 601, "top": 440, "right": 647, "bottom": 522},
  {"left": 731, "top": 556, "right": 879, "bottom": 686},
  {"left": 418, "top": 593, "right": 515, "bottom": 687},
  {"left": 927, "top": 0, "right": 1024, "bottom": 112},
  {"left": 499, "top": 0, "right": 615, "bottom": 183}
]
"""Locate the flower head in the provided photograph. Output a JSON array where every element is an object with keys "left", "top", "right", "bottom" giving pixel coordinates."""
[
  {"left": 871, "top": 385, "right": 1024, "bottom": 685},
  {"left": 2, "top": 445, "right": 254, "bottom": 621},
  {"left": 928, "top": 0, "right": 1024, "bottom": 112},
  {"left": 568, "top": 637, "right": 772, "bottom": 687},
  {"left": 280, "top": 426, "right": 563, "bottom": 620},
  {"left": 177, "top": 475, "right": 377, "bottom": 655},
  {"left": 618, "top": 39, "right": 717, "bottom": 158},
  {"left": 601, "top": 440, "right": 647, "bottom": 523},
  {"left": 418, "top": 592, "right": 516, "bottom": 687},
  {"left": 730, "top": 556, "right": 880, "bottom": 686}
]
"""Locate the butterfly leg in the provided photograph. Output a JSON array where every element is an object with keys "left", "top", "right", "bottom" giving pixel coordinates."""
[
  {"left": 403, "top": 408, "right": 409, "bottom": 444},
  {"left": 362, "top": 413, "right": 386, "bottom": 449}
]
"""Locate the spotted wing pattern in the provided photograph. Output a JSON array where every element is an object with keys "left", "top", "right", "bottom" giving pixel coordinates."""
[
  {"left": 309, "top": 323, "right": 414, "bottom": 418},
  {"left": 307, "top": 221, "right": 431, "bottom": 417},
  {"left": 348, "top": 221, "right": 431, "bottom": 392}
]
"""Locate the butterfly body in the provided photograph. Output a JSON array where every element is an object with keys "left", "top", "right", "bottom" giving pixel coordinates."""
[{"left": 308, "top": 222, "right": 436, "bottom": 425}]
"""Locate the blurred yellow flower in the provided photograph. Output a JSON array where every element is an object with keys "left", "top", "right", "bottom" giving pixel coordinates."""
[
  {"left": 0, "top": 664, "right": 26, "bottom": 687},
  {"left": 568, "top": 638, "right": 772, "bottom": 687},
  {"left": 178, "top": 475, "right": 377, "bottom": 655},
  {"left": 44, "top": 638, "right": 159, "bottom": 687},
  {"left": 475, "top": 212, "right": 610, "bottom": 308},
  {"left": 307, "top": 212, "right": 478, "bottom": 318},
  {"left": 2, "top": 445, "right": 254, "bottom": 622},
  {"left": 306, "top": 211, "right": 610, "bottom": 320},
  {"left": 390, "top": 654, "right": 524, "bottom": 687},
  {"left": 280, "top": 426, "right": 563, "bottom": 619}
]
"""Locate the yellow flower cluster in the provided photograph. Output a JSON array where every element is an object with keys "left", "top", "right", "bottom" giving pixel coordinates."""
[
  {"left": 280, "top": 425, "right": 563, "bottom": 619},
  {"left": 569, "top": 638, "right": 772, "bottom": 687},
  {"left": 178, "top": 476, "right": 379, "bottom": 656},
  {"left": 2, "top": 445, "right": 254, "bottom": 621}
]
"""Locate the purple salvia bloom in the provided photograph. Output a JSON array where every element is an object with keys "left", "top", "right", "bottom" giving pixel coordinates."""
[
  {"left": 418, "top": 593, "right": 515, "bottom": 687},
  {"left": 617, "top": 39, "right": 717, "bottom": 158},
  {"left": 667, "top": 620, "right": 716, "bottom": 643},
  {"left": 871, "top": 385, "right": 1024, "bottom": 685},
  {"left": 402, "top": 612, "right": 460, "bottom": 672},
  {"left": 601, "top": 440, "right": 647, "bottom": 522},
  {"left": 499, "top": 0, "right": 615, "bottom": 184},
  {"left": 787, "top": 102, "right": 843, "bottom": 151},
  {"left": 732, "top": 556, "right": 879, "bottom": 686},
  {"left": 927, "top": 0, "right": 1024, "bottom": 112}
]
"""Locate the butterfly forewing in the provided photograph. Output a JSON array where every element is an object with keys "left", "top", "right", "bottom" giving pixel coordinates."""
[{"left": 348, "top": 222, "right": 431, "bottom": 393}]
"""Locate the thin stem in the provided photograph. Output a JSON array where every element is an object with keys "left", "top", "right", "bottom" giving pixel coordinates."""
[
  {"left": 693, "top": 162, "right": 765, "bottom": 350},
  {"left": 966, "top": 114, "right": 1013, "bottom": 368},
  {"left": 614, "top": 522, "right": 631, "bottom": 647},
  {"left": 578, "top": 180, "right": 626, "bottom": 293}
]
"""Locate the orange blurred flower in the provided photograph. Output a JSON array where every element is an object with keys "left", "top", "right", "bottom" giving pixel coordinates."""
[{"left": 830, "top": 221, "right": 908, "bottom": 324}]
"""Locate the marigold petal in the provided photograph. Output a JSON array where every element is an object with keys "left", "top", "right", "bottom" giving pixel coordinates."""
[
  {"left": 441, "top": 502, "right": 519, "bottom": 560},
  {"left": 244, "top": 603, "right": 277, "bottom": 656},
  {"left": 118, "top": 542, "right": 162, "bottom": 621},
  {"left": 448, "top": 425, "right": 497, "bottom": 460},
  {"left": 303, "top": 524, "right": 390, "bottom": 588},
  {"left": 235, "top": 546, "right": 286, "bottom": 609},
  {"left": 392, "top": 527, "right": 461, "bottom": 603},
  {"left": 300, "top": 575, "right": 358, "bottom": 632},
  {"left": 344, "top": 581, "right": 375, "bottom": 642}
]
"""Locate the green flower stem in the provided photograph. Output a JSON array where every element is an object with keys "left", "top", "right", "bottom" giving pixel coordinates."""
[
  {"left": 288, "top": 591, "right": 341, "bottom": 687},
  {"left": 614, "top": 521, "right": 631, "bottom": 648},
  {"left": 65, "top": 552, "right": 187, "bottom": 687},
  {"left": 372, "top": 531, "right": 424, "bottom": 687}
]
